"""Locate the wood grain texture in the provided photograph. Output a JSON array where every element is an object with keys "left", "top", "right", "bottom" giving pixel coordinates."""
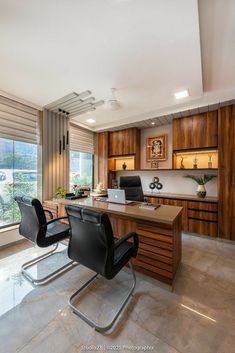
[
  {"left": 97, "top": 132, "right": 109, "bottom": 189},
  {"left": 146, "top": 197, "right": 188, "bottom": 231},
  {"left": 173, "top": 111, "right": 218, "bottom": 150},
  {"left": 50, "top": 200, "right": 182, "bottom": 285},
  {"left": 108, "top": 127, "right": 140, "bottom": 157},
  {"left": 146, "top": 196, "right": 218, "bottom": 237},
  {"left": 218, "top": 105, "right": 235, "bottom": 241},
  {"left": 42, "top": 201, "right": 58, "bottom": 220}
]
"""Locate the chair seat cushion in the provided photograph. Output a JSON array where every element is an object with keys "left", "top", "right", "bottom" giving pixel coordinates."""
[{"left": 41, "top": 221, "right": 70, "bottom": 247}]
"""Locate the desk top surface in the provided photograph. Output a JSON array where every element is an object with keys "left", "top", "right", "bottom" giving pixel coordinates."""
[{"left": 52, "top": 197, "right": 183, "bottom": 225}]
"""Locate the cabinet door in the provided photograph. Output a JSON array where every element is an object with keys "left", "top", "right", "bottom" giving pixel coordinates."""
[
  {"left": 187, "top": 201, "right": 218, "bottom": 237},
  {"left": 173, "top": 111, "right": 218, "bottom": 150},
  {"left": 109, "top": 130, "right": 123, "bottom": 156},
  {"left": 109, "top": 128, "right": 140, "bottom": 156}
]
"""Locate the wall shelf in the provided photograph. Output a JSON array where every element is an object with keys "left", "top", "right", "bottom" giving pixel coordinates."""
[{"left": 110, "top": 168, "right": 218, "bottom": 172}]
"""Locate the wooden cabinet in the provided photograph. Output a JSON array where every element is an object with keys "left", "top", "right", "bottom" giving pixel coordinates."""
[
  {"left": 173, "top": 111, "right": 218, "bottom": 150},
  {"left": 187, "top": 201, "right": 218, "bottom": 237},
  {"left": 218, "top": 105, "right": 235, "bottom": 241},
  {"left": 109, "top": 127, "right": 140, "bottom": 156},
  {"left": 145, "top": 196, "right": 218, "bottom": 237}
]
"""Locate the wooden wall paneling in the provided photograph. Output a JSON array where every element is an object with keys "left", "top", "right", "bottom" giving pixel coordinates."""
[
  {"left": 98, "top": 132, "right": 109, "bottom": 189},
  {"left": 218, "top": 105, "right": 235, "bottom": 240}
]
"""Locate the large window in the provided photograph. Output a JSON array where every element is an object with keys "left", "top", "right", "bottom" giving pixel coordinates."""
[
  {"left": 70, "top": 151, "right": 93, "bottom": 190},
  {"left": 0, "top": 138, "right": 38, "bottom": 228}
]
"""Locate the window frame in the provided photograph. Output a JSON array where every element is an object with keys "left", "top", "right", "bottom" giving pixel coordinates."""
[
  {"left": 69, "top": 150, "right": 94, "bottom": 191},
  {"left": 0, "top": 138, "right": 39, "bottom": 230}
]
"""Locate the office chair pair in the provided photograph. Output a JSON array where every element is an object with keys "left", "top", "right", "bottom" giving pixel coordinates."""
[{"left": 15, "top": 195, "right": 139, "bottom": 332}]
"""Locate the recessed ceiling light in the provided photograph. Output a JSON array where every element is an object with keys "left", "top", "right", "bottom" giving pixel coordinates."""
[
  {"left": 151, "top": 122, "right": 155, "bottom": 125},
  {"left": 86, "top": 118, "right": 96, "bottom": 124},
  {"left": 174, "top": 90, "right": 189, "bottom": 99}
]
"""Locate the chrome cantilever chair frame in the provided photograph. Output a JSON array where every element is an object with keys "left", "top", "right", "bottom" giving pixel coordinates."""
[
  {"left": 68, "top": 260, "right": 136, "bottom": 333},
  {"left": 14, "top": 196, "right": 77, "bottom": 286},
  {"left": 21, "top": 241, "right": 76, "bottom": 286}
]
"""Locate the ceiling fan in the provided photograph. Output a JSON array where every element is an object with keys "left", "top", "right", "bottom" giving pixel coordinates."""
[{"left": 105, "top": 88, "right": 121, "bottom": 111}]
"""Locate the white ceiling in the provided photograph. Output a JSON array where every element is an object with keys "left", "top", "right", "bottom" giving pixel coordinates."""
[{"left": 0, "top": 0, "right": 235, "bottom": 131}]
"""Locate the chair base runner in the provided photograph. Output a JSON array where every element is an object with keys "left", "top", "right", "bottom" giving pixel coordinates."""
[
  {"left": 69, "top": 260, "right": 136, "bottom": 333},
  {"left": 21, "top": 243, "right": 77, "bottom": 286}
]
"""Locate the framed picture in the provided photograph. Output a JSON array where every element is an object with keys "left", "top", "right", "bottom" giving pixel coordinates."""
[{"left": 147, "top": 135, "right": 167, "bottom": 161}]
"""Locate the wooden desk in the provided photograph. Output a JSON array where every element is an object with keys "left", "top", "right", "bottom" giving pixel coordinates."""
[{"left": 43, "top": 198, "right": 182, "bottom": 285}]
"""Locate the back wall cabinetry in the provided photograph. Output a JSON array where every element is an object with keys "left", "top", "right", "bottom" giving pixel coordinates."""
[{"left": 173, "top": 111, "right": 218, "bottom": 150}]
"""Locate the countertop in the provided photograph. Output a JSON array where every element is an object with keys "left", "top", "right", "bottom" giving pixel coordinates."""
[
  {"left": 54, "top": 197, "right": 183, "bottom": 225},
  {"left": 144, "top": 192, "right": 218, "bottom": 203}
]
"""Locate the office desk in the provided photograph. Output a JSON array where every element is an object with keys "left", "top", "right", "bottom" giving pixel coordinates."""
[{"left": 43, "top": 198, "right": 183, "bottom": 285}]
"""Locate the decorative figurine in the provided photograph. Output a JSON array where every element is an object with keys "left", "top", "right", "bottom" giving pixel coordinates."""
[
  {"left": 151, "top": 160, "right": 159, "bottom": 169},
  {"left": 122, "top": 162, "right": 127, "bottom": 170},
  {"left": 149, "top": 182, "right": 156, "bottom": 193},
  {"left": 180, "top": 156, "right": 185, "bottom": 169},
  {"left": 193, "top": 156, "right": 198, "bottom": 169},
  {"left": 153, "top": 176, "right": 159, "bottom": 184},
  {"left": 156, "top": 182, "right": 163, "bottom": 193},
  {"left": 208, "top": 154, "right": 213, "bottom": 169}
]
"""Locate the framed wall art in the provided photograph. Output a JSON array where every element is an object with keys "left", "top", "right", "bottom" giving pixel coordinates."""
[{"left": 146, "top": 135, "right": 167, "bottom": 161}]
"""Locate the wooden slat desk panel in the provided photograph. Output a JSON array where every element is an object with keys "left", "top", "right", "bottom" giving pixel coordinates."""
[{"left": 44, "top": 198, "right": 182, "bottom": 285}]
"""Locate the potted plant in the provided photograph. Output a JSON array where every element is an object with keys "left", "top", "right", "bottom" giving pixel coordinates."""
[
  {"left": 184, "top": 174, "right": 216, "bottom": 198},
  {"left": 55, "top": 186, "right": 66, "bottom": 199}
]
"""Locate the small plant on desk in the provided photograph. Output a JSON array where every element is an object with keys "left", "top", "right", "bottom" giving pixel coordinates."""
[{"left": 55, "top": 186, "right": 67, "bottom": 199}]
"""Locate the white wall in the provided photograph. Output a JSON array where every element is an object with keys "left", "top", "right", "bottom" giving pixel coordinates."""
[
  {"left": 117, "top": 169, "right": 217, "bottom": 196},
  {"left": 0, "top": 226, "right": 22, "bottom": 247},
  {"left": 117, "top": 124, "right": 218, "bottom": 197}
]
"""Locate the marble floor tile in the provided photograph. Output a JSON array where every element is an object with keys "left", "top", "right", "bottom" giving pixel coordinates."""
[{"left": 0, "top": 234, "right": 234, "bottom": 353}]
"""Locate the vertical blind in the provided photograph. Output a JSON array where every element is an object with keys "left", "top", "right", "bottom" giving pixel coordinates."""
[
  {"left": 0, "top": 95, "right": 39, "bottom": 144},
  {"left": 70, "top": 123, "right": 94, "bottom": 154}
]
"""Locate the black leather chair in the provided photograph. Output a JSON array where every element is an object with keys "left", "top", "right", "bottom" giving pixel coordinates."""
[
  {"left": 15, "top": 195, "right": 75, "bottom": 285},
  {"left": 120, "top": 175, "right": 144, "bottom": 202},
  {"left": 66, "top": 205, "right": 139, "bottom": 332}
]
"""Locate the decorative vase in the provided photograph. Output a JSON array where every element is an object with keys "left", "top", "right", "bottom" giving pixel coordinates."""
[
  {"left": 197, "top": 184, "right": 206, "bottom": 198},
  {"left": 122, "top": 162, "right": 127, "bottom": 170}
]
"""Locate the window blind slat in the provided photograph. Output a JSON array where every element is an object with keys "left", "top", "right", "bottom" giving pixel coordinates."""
[
  {"left": 0, "top": 95, "right": 39, "bottom": 144},
  {"left": 70, "top": 124, "right": 94, "bottom": 153}
]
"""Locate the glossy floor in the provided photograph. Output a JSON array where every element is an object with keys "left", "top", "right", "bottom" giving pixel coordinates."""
[{"left": 0, "top": 234, "right": 235, "bottom": 353}]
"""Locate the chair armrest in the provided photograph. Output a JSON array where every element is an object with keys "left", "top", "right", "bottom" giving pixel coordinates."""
[
  {"left": 46, "top": 216, "right": 69, "bottom": 226},
  {"left": 44, "top": 209, "right": 53, "bottom": 219},
  {"left": 114, "top": 232, "right": 139, "bottom": 250}
]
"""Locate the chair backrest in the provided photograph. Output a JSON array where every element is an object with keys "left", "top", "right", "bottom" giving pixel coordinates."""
[
  {"left": 66, "top": 205, "right": 114, "bottom": 277},
  {"left": 119, "top": 175, "right": 144, "bottom": 202},
  {"left": 15, "top": 195, "right": 47, "bottom": 246}
]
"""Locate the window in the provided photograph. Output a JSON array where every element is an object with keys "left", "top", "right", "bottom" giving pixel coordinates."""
[
  {"left": 0, "top": 138, "right": 38, "bottom": 228},
  {"left": 70, "top": 151, "right": 93, "bottom": 190}
]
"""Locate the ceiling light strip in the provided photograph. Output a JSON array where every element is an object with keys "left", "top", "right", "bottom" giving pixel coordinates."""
[
  {"left": 45, "top": 90, "right": 92, "bottom": 109},
  {"left": 58, "top": 97, "right": 95, "bottom": 110},
  {"left": 69, "top": 107, "right": 96, "bottom": 117}
]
